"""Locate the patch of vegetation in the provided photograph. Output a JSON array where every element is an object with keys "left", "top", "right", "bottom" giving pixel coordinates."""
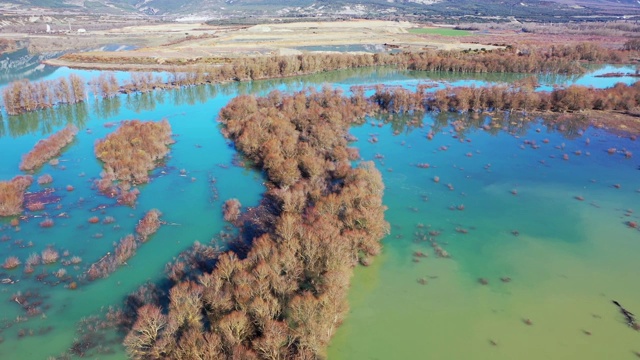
[
  {"left": 94, "top": 119, "right": 173, "bottom": 205},
  {"left": 0, "top": 176, "right": 33, "bottom": 217},
  {"left": 20, "top": 125, "right": 78, "bottom": 172},
  {"left": 123, "top": 88, "right": 389, "bottom": 359},
  {"left": 2, "top": 74, "right": 87, "bottom": 115}
]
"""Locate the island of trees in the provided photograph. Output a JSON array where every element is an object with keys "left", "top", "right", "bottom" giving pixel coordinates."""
[
  {"left": 123, "top": 88, "right": 389, "bottom": 359},
  {"left": 19, "top": 125, "right": 78, "bottom": 172},
  {"left": 94, "top": 119, "right": 173, "bottom": 205},
  {"left": 0, "top": 175, "right": 33, "bottom": 217}
]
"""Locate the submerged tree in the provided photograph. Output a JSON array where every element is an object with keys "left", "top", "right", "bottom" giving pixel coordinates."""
[
  {"left": 2, "top": 75, "right": 87, "bottom": 115},
  {"left": 20, "top": 125, "right": 78, "bottom": 171},
  {"left": 0, "top": 175, "right": 33, "bottom": 217},
  {"left": 94, "top": 119, "right": 173, "bottom": 202},
  {"left": 124, "top": 89, "right": 389, "bottom": 359}
]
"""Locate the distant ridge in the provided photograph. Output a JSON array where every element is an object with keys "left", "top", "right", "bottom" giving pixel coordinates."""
[{"left": 1, "top": 0, "right": 639, "bottom": 18}]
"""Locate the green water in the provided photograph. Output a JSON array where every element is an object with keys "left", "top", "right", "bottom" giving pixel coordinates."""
[
  {"left": 0, "top": 65, "right": 638, "bottom": 359},
  {"left": 328, "top": 116, "right": 640, "bottom": 359}
]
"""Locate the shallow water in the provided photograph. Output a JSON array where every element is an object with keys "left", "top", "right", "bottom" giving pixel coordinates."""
[
  {"left": 327, "top": 115, "right": 640, "bottom": 359},
  {"left": 0, "top": 65, "right": 638, "bottom": 359}
]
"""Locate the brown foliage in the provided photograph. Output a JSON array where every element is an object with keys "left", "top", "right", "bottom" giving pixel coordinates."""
[
  {"left": 37, "top": 174, "right": 53, "bottom": 185},
  {"left": 136, "top": 209, "right": 162, "bottom": 242},
  {"left": 2, "top": 256, "right": 21, "bottom": 269},
  {"left": 20, "top": 125, "right": 78, "bottom": 171},
  {"left": 223, "top": 199, "right": 242, "bottom": 223},
  {"left": 123, "top": 304, "right": 167, "bottom": 359},
  {"left": 57, "top": 43, "right": 635, "bottom": 113},
  {"left": 26, "top": 201, "right": 45, "bottom": 212},
  {"left": 41, "top": 247, "right": 59, "bottom": 264},
  {"left": 125, "top": 89, "right": 389, "bottom": 359},
  {"left": 39, "top": 218, "right": 54, "bottom": 228},
  {"left": 624, "top": 38, "right": 640, "bottom": 51},
  {"left": 2, "top": 75, "right": 86, "bottom": 115},
  {"left": 0, "top": 175, "right": 33, "bottom": 216},
  {"left": 89, "top": 72, "right": 120, "bottom": 99},
  {"left": 88, "top": 209, "right": 164, "bottom": 281},
  {"left": 371, "top": 80, "right": 640, "bottom": 115},
  {"left": 95, "top": 119, "right": 173, "bottom": 196},
  {"left": 87, "top": 234, "right": 138, "bottom": 280},
  {"left": 117, "top": 188, "right": 141, "bottom": 206}
]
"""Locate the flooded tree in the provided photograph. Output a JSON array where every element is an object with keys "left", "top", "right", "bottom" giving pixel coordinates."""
[
  {"left": 0, "top": 175, "right": 33, "bottom": 216},
  {"left": 124, "top": 89, "right": 389, "bottom": 359},
  {"left": 2, "top": 75, "right": 87, "bottom": 115},
  {"left": 223, "top": 199, "right": 242, "bottom": 223},
  {"left": 136, "top": 209, "right": 162, "bottom": 242},
  {"left": 20, "top": 125, "right": 78, "bottom": 171},
  {"left": 94, "top": 119, "right": 173, "bottom": 203}
]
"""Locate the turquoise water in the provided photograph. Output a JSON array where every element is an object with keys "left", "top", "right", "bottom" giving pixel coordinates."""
[{"left": 0, "top": 65, "right": 638, "bottom": 359}]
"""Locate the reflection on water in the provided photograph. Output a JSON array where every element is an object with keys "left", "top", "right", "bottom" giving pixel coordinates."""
[
  {"left": 93, "top": 96, "right": 122, "bottom": 119},
  {"left": 0, "top": 48, "right": 62, "bottom": 86},
  {"left": 5, "top": 103, "right": 88, "bottom": 137}
]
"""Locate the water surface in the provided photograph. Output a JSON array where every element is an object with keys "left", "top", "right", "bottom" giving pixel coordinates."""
[
  {"left": 0, "top": 65, "right": 638, "bottom": 359},
  {"left": 328, "top": 113, "right": 640, "bottom": 359}
]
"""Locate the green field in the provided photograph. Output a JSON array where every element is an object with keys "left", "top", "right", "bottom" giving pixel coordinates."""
[{"left": 408, "top": 27, "right": 472, "bottom": 36}]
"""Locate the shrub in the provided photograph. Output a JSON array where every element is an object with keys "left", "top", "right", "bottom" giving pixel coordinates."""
[
  {"left": 20, "top": 125, "right": 78, "bottom": 171},
  {"left": 87, "top": 234, "right": 138, "bottom": 280},
  {"left": 222, "top": 199, "right": 241, "bottom": 222},
  {"left": 2, "top": 256, "right": 21, "bottom": 269},
  {"left": 41, "top": 248, "right": 59, "bottom": 264},
  {"left": 136, "top": 209, "right": 162, "bottom": 242},
  {"left": 39, "top": 218, "right": 54, "bottom": 228},
  {"left": 27, "top": 202, "right": 45, "bottom": 211},
  {"left": 0, "top": 175, "right": 33, "bottom": 216},
  {"left": 26, "top": 253, "right": 41, "bottom": 266},
  {"left": 37, "top": 174, "right": 53, "bottom": 185},
  {"left": 95, "top": 120, "right": 173, "bottom": 186}
]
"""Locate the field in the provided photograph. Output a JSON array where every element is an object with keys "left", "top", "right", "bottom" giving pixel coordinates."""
[
  {"left": 408, "top": 27, "right": 471, "bottom": 36},
  {"left": 43, "top": 20, "right": 498, "bottom": 70}
]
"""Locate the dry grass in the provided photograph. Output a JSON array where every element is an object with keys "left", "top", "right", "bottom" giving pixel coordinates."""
[{"left": 45, "top": 20, "right": 501, "bottom": 71}]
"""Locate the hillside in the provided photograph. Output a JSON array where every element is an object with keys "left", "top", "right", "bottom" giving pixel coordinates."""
[{"left": 1, "top": 0, "right": 639, "bottom": 19}]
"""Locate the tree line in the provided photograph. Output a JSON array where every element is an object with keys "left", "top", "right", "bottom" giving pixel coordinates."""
[
  {"left": 369, "top": 77, "right": 640, "bottom": 114},
  {"left": 2, "top": 74, "right": 86, "bottom": 115},
  {"left": 4, "top": 42, "right": 636, "bottom": 116},
  {"left": 86, "top": 209, "right": 162, "bottom": 281},
  {"left": 122, "top": 43, "right": 633, "bottom": 90}
]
